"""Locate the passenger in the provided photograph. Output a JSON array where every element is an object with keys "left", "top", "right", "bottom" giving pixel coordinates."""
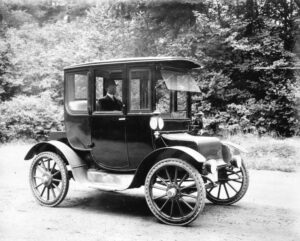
[{"left": 98, "top": 79, "right": 122, "bottom": 111}]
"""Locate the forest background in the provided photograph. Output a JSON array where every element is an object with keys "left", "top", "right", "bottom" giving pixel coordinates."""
[{"left": 0, "top": 0, "right": 300, "bottom": 143}]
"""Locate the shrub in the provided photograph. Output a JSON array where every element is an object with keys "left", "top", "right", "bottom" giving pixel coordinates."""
[{"left": 0, "top": 93, "right": 63, "bottom": 142}]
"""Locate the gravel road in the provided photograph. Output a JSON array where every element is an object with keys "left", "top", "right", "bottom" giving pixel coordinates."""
[{"left": 0, "top": 144, "right": 299, "bottom": 241}]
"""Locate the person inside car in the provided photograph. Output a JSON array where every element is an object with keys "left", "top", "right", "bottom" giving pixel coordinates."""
[{"left": 98, "top": 79, "right": 123, "bottom": 111}]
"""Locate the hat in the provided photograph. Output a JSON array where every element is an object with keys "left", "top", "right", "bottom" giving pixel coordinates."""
[
  {"left": 195, "top": 111, "right": 204, "bottom": 116},
  {"left": 105, "top": 79, "right": 117, "bottom": 88}
]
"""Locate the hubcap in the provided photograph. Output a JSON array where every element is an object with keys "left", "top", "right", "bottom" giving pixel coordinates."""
[
  {"left": 42, "top": 172, "right": 52, "bottom": 186},
  {"left": 166, "top": 187, "right": 177, "bottom": 198}
]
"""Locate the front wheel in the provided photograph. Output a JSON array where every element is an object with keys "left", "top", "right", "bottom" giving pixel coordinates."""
[
  {"left": 145, "top": 158, "right": 206, "bottom": 226},
  {"left": 206, "top": 161, "right": 249, "bottom": 205},
  {"left": 29, "top": 152, "right": 69, "bottom": 207}
]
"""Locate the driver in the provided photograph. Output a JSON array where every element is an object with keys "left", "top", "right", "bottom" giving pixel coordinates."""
[{"left": 98, "top": 79, "right": 122, "bottom": 111}]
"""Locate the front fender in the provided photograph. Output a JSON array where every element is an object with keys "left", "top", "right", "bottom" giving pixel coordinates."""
[
  {"left": 24, "top": 140, "right": 88, "bottom": 183},
  {"left": 221, "top": 141, "right": 248, "bottom": 154},
  {"left": 129, "top": 146, "right": 206, "bottom": 188}
]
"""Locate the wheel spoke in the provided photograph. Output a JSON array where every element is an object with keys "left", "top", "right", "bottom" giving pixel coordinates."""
[
  {"left": 217, "top": 184, "right": 221, "bottom": 199},
  {"left": 34, "top": 182, "right": 44, "bottom": 189},
  {"left": 181, "top": 193, "right": 197, "bottom": 199},
  {"left": 52, "top": 178, "right": 62, "bottom": 182},
  {"left": 227, "top": 169, "right": 241, "bottom": 174},
  {"left": 40, "top": 186, "right": 46, "bottom": 198},
  {"left": 156, "top": 175, "right": 168, "bottom": 186},
  {"left": 180, "top": 182, "right": 196, "bottom": 191},
  {"left": 178, "top": 173, "right": 188, "bottom": 187},
  {"left": 207, "top": 187, "right": 214, "bottom": 193},
  {"left": 159, "top": 198, "right": 169, "bottom": 211},
  {"left": 40, "top": 160, "right": 47, "bottom": 171},
  {"left": 165, "top": 168, "right": 172, "bottom": 183},
  {"left": 47, "top": 187, "right": 50, "bottom": 201},
  {"left": 47, "top": 159, "right": 50, "bottom": 170},
  {"left": 174, "top": 167, "right": 178, "bottom": 184},
  {"left": 169, "top": 200, "right": 174, "bottom": 218},
  {"left": 52, "top": 182, "right": 61, "bottom": 193},
  {"left": 152, "top": 185, "right": 167, "bottom": 191},
  {"left": 153, "top": 193, "right": 167, "bottom": 200},
  {"left": 227, "top": 182, "right": 238, "bottom": 193},
  {"left": 37, "top": 165, "right": 46, "bottom": 174},
  {"left": 50, "top": 186, "right": 56, "bottom": 199},
  {"left": 223, "top": 184, "right": 230, "bottom": 199},
  {"left": 179, "top": 197, "right": 194, "bottom": 210},
  {"left": 229, "top": 179, "right": 242, "bottom": 184},
  {"left": 176, "top": 199, "right": 184, "bottom": 217},
  {"left": 52, "top": 170, "right": 61, "bottom": 177},
  {"left": 51, "top": 162, "right": 57, "bottom": 173},
  {"left": 33, "top": 175, "right": 43, "bottom": 180}
]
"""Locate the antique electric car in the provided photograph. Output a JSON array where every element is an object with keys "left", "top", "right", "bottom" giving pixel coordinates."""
[{"left": 25, "top": 57, "right": 249, "bottom": 225}]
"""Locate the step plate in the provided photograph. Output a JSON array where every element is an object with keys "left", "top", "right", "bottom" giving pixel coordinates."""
[{"left": 87, "top": 169, "right": 135, "bottom": 191}]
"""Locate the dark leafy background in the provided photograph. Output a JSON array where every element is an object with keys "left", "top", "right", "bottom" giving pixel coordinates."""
[{"left": 0, "top": 0, "right": 299, "bottom": 141}]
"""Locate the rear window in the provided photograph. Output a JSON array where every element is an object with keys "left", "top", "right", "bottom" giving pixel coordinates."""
[{"left": 66, "top": 72, "right": 88, "bottom": 113}]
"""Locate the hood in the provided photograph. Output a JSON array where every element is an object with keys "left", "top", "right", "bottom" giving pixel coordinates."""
[{"left": 161, "top": 133, "right": 223, "bottom": 160}]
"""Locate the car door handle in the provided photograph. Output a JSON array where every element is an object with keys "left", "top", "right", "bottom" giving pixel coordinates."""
[{"left": 118, "top": 117, "right": 126, "bottom": 121}]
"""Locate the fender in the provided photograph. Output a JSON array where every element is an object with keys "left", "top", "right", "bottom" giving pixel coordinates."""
[
  {"left": 221, "top": 141, "right": 248, "bottom": 154},
  {"left": 24, "top": 140, "right": 88, "bottom": 183},
  {"left": 129, "top": 146, "right": 206, "bottom": 188}
]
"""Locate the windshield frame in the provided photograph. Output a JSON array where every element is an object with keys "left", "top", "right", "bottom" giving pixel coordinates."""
[{"left": 155, "top": 67, "right": 193, "bottom": 119}]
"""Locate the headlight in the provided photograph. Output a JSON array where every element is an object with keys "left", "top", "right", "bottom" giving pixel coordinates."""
[
  {"left": 150, "top": 116, "right": 164, "bottom": 130},
  {"left": 158, "top": 117, "right": 164, "bottom": 130},
  {"left": 150, "top": 117, "right": 158, "bottom": 130}
]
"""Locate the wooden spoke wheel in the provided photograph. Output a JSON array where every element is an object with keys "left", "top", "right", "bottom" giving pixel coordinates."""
[
  {"left": 29, "top": 152, "right": 69, "bottom": 207},
  {"left": 206, "top": 161, "right": 249, "bottom": 205},
  {"left": 145, "top": 158, "right": 206, "bottom": 226}
]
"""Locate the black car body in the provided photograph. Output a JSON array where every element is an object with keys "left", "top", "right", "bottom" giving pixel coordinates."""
[{"left": 25, "top": 57, "right": 249, "bottom": 225}]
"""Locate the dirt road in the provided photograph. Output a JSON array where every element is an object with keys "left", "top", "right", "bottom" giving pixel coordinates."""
[{"left": 0, "top": 144, "right": 299, "bottom": 241}]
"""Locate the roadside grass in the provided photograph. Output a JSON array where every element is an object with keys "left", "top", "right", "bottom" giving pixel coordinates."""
[
  {"left": 0, "top": 135, "right": 299, "bottom": 172},
  {"left": 225, "top": 134, "right": 300, "bottom": 172}
]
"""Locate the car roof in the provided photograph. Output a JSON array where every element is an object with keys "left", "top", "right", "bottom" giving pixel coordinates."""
[{"left": 64, "top": 57, "right": 201, "bottom": 70}]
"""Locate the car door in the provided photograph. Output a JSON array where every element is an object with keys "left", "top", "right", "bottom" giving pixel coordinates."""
[
  {"left": 91, "top": 68, "right": 129, "bottom": 170},
  {"left": 126, "top": 67, "right": 154, "bottom": 169}
]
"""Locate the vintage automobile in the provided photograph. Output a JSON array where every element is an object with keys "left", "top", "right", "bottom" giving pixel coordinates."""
[{"left": 25, "top": 57, "right": 249, "bottom": 225}]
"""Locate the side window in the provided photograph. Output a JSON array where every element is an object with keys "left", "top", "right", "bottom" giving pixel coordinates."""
[
  {"left": 95, "top": 70, "right": 123, "bottom": 112},
  {"left": 129, "top": 69, "right": 151, "bottom": 111},
  {"left": 156, "top": 79, "right": 170, "bottom": 114},
  {"left": 66, "top": 72, "right": 88, "bottom": 113}
]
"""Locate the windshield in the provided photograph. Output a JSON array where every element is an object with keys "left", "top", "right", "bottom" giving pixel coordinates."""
[
  {"left": 155, "top": 69, "right": 199, "bottom": 119},
  {"left": 161, "top": 70, "right": 200, "bottom": 93}
]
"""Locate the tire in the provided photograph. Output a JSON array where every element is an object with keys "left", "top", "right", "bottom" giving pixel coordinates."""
[
  {"left": 29, "top": 151, "right": 69, "bottom": 207},
  {"left": 206, "top": 161, "right": 249, "bottom": 205},
  {"left": 145, "top": 158, "right": 206, "bottom": 226}
]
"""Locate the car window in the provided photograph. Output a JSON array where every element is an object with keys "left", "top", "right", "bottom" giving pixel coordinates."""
[
  {"left": 155, "top": 71, "right": 188, "bottom": 119},
  {"left": 129, "top": 69, "right": 151, "bottom": 111},
  {"left": 95, "top": 70, "right": 123, "bottom": 112},
  {"left": 66, "top": 72, "right": 88, "bottom": 113}
]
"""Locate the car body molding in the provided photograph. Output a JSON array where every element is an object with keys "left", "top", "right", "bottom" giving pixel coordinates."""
[
  {"left": 129, "top": 146, "right": 206, "bottom": 188},
  {"left": 24, "top": 141, "right": 88, "bottom": 183}
]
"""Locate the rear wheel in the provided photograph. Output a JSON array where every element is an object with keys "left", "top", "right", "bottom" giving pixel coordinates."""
[
  {"left": 29, "top": 152, "right": 69, "bottom": 207},
  {"left": 206, "top": 161, "right": 249, "bottom": 205},
  {"left": 145, "top": 158, "right": 206, "bottom": 226}
]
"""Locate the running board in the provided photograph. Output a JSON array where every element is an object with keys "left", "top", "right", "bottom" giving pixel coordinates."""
[{"left": 86, "top": 169, "right": 135, "bottom": 191}]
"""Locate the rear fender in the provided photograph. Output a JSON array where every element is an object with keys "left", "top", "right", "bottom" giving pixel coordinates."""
[
  {"left": 129, "top": 146, "right": 206, "bottom": 188},
  {"left": 24, "top": 141, "right": 88, "bottom": 183}
]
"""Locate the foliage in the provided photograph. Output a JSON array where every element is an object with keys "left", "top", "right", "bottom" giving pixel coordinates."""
[
  {"left": 0, "top": 0, "right": 299, "bottom": 141},
  {"left": 0, "top": 93, "right": 63, "bottom": 142},
  {"left": 226, "top": 133, "right": 300, "bottom": 172}
]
